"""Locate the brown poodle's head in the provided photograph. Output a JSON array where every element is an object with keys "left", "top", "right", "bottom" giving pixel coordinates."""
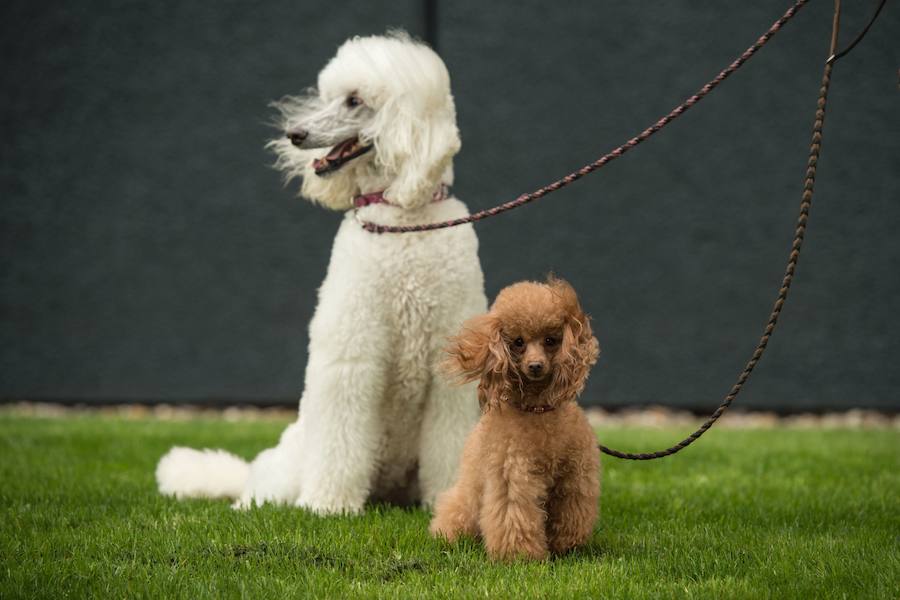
[{"left": 444, "top": 277, "right": 600, "bottom": 410}]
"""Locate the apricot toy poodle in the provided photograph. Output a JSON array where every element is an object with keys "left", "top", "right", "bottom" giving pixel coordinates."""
[{"left": 430, "top": 277, "right": 601, "bottom": 561}]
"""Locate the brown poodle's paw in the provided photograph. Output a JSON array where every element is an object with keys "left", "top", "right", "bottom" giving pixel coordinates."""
[
  {"left": 548, "top": 519, "right": 597, "bottom": 555},
  {"left": 485, "top": 539, "right": 549, "bottom": 562},
  {"left": 429, "top": 490, "right": 480, "bottom": 542},
  {"left": 548, "top": 534, "right": 587, "bottom": 556},
  {"left": 430, "top": 514, "right": 479, "bottom": 543},
  {"left": 429, "top": 517, "right": 461, "bottom": 542}
]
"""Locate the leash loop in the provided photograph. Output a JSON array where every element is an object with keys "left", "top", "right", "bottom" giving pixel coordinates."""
[{"left": 598, "top": 0, "right": 846, "bottom": 460}]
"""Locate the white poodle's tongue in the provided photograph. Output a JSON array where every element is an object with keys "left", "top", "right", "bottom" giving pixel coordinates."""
[
  {"left": 328, "top": 138, "right": 358, "bottom": 159},
  {"left": 312, "top": 138, "right": 358, "bottom": 171}
]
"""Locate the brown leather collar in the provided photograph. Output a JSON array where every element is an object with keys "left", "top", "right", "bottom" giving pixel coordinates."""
[{"left": 511, "top": 402, "right": 556, "bottom": 414}]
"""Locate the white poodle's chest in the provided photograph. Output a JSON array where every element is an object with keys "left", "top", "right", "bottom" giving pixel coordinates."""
[{"left": 297, "top": 201, "right": 486, "bottom": 502}]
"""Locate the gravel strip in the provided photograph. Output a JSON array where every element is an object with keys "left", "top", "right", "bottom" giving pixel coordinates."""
[{"left": 1, "top": 402, "right": 897, "bottom": 429}]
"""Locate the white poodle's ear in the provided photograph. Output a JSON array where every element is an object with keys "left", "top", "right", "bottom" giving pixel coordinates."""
[{"left": 368, "top": 94, "right": 461, "bottom": 209}]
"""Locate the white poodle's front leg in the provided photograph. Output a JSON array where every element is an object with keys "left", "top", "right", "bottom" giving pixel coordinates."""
[
  {"left": 417, "top": 377, "right": 480, "bottom": 508},
  {"left": 294, "top": 357, "right": 387, "bottom": 515}
]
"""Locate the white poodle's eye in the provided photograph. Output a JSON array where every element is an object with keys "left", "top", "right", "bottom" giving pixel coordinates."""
[{"left": 345, "top": 94, "right": 363, "bottom": 108}]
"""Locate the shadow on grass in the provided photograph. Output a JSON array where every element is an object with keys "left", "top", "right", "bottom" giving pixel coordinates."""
[
  {"left": 178, "top": 541, "right": 433, "bottom": 583},
  {"left": 560, "top": 540, "right": 606, "bottom": 562}
]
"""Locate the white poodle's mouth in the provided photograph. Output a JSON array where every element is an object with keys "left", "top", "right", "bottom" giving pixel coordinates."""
[{"left": 311, "top": 137, "right": 373, "bottom": 176}]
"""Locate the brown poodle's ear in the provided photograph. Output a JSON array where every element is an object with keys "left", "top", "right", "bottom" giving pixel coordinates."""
[
  {"left": 443, "top": 314, "right": 495, "bottom": 382},
  {"left": 443, "top": 313, "right": 514, "bottom": 410},
  {"left": 549, "top": 277, "right": 600, "bottom": 403}
]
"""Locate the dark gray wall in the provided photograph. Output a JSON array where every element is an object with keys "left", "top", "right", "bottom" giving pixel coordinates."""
[{"left": 2, "top": 1, "right": 898, "bottom": 410}]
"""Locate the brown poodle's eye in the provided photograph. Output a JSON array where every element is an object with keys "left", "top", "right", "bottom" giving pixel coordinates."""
[
  {"left": 544, "top": 336, "right": 558, "bottom": 347},
  {"left": 345, "top": 94, "right": 363, "bottom": 108},
  {"left": 512, "top": 337, "right": 525, "bottom": 350}
]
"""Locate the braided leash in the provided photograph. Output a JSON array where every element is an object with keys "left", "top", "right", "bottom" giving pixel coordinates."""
[
  {"left": 597, "top": 0, "right": 889, "bottom": 460},
  {"left": 358, "top": 0, "right": 812, "bottom": 234},
  {"left": 599, "top": 0, "right": 841, "bottom": 459},
  {"left": 599, "top": 31, "right": 832, "bottom": 460}
]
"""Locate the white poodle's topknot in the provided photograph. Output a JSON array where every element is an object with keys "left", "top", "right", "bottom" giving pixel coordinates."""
[{"left": 318, "top": 32, "right": 452, "bottom": 111}]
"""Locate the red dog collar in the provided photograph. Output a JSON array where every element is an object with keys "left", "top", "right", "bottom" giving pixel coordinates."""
[{"left": 353, "top": 185, "right": 448, "bottom": 208}]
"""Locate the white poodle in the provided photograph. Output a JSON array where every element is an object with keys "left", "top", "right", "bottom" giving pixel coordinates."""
[{"left": 156, "top": 33, "right": 487, "bottom": 514}]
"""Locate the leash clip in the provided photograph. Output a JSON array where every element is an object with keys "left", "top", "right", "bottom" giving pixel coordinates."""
[
  {"left": 353, "top": 207, "right": 382, "bottom": 233},
  {"left": 825, "top": 0, "right": 886, "bottom": 65}
]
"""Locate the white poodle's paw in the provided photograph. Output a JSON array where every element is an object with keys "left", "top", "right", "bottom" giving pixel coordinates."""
[
  {"left": 231, "top": 490, "right": 291, "bottom": 511},
  {"left": 419, "top": 491, "right": 438, "bottom": 512},
  {"left": 419, "top": 478, "right": 456, "bottom": 512},
  {"left": 295, "top": 494, "right": 365, "bottom": 516},
  {"left": 231, "top": 496, "right": 253, "bottom": 511}
]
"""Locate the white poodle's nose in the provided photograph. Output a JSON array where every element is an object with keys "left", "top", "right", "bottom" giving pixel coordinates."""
[{"left": 287, "top": 129, "right": 308, "bottom": 147}]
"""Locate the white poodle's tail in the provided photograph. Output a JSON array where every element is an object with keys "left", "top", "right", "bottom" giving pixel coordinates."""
[{"left": 156, "top": 447, "right": 250, "bottom": 500}]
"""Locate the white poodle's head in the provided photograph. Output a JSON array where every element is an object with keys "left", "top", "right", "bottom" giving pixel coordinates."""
[{"left": 268, "top": 32, "right": 461, "bottom": 211}]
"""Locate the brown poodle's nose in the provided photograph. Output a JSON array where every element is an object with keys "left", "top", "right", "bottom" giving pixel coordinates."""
[
  {"left": 287, "top": 129, "right": 308, "bottom": 146},
  {"left": 527, "top": 362, "right": 544, "bottom": 376}
]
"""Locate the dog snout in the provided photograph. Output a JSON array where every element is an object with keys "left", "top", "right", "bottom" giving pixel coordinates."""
[
  {"left": 527, "top": 362, "right": 545, "bottom": 376},
  {"left": 287, "top": 129, "right": 308, "bottom": 147}
]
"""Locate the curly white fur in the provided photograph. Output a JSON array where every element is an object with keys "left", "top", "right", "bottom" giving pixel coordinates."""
[{"left": 156, "top": 33, "right": 486, "bottom": 515}]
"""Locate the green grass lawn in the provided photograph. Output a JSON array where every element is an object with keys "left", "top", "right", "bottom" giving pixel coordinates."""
[{"left": 1, "top": 414, "right": 898, "bottom": 599}]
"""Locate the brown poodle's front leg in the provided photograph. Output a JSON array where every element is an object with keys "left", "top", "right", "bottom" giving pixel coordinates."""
[
  {"left": 479, "top": 459, "right": 549, "bottom": 561},
  {"left": 429, "top": 483, "right": 481, "bottom": 542},
  {"left": 429, "top": 427, "right": 484, "bottom": 542},
  {"left": 546, "top": 458, "right": 600, "bottom": 555}
]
